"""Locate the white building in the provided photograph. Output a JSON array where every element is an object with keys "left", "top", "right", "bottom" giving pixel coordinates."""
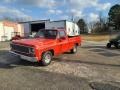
[{"left": 0, "top": 20, "right": 23, "bottom": 41}]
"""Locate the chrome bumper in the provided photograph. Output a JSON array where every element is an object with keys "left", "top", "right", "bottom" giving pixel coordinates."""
[{"left": 9, "top": 51, "right": 37, "bottom": 62}]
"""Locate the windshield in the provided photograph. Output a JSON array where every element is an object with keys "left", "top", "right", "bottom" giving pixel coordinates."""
[{"left": 34, "top": 30, "right": 57, "bottom": 39}]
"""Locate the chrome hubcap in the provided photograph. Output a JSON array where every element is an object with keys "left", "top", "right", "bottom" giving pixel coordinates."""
[
  {"left": 73, "top": 46, "right": 77, "bottom": 52},
  {"left": 44, "top": 54, "right": 51, "bottom": 63}
]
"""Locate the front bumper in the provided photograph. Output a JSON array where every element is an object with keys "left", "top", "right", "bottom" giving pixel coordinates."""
[{"left": 10, "top": 51, "right": 38, "bottom": 62}]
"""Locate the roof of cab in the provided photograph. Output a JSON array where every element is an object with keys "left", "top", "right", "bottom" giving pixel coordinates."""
[{"left": 39, "top": 29, "right": 65, "bottom": 31}]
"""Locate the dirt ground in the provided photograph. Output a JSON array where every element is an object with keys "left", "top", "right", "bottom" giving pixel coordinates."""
[{"left": 0, "top": 40, "right": 120, "bottom": 90}]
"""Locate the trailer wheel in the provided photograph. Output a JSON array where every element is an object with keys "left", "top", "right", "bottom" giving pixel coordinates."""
[
  {"left": 41, "top": 51, "right": 52, "bottom": 66},
  {"left": 71, "top": 45, "right": 77, "bottom": 54},
  {"left": 107, "top": 43, "right": 111, "bottom": 48}
]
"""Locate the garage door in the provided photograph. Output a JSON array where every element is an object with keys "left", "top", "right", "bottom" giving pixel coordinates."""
[{"left": 4, "top": 26, "right": 14, "bottom": 40}]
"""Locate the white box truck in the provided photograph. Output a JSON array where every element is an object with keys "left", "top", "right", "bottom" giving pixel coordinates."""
[{"left": 45, "top": 20, "right": 80, "bottom": 36}]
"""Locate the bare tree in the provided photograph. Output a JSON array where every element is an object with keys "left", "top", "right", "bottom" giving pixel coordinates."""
[{"left": 89, "top": 13, "right": 109, "bottom": 34}]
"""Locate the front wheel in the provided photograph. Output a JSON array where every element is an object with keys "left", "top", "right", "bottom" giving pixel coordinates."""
[
  {"left": 41, "top": 51, "right": 52, "bottom": 66},
  {"left": 70, "top": 45, "right": 77, "bottom": 54}
]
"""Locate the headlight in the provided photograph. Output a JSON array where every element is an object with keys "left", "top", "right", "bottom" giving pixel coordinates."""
[{"left": 29, "top": 48, "right": 35, "bottom": 54}]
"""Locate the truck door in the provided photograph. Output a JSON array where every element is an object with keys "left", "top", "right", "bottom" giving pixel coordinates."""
[{"left": 58, "top": 30, "right": 69, "bottom": 53}]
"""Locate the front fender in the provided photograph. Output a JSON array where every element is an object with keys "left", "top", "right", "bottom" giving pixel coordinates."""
[{"left": 34, "top": 46, "right": 42, "bottom": 62}]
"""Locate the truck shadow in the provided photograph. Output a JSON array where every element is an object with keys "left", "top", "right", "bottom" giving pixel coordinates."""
[
  {"left": 0, "top": 59, "right": 42, "bottom": 69},
  {"left": 0, "top": 50, "right": 9, "bottom": 56},
  {"left": 0, "top": 50, "right": 42, "bottom": 69},
  {"left": 0, "top": 50, "right": 16, "bottom": 69},
  {"left": 17, "top": 59, "right": 42, "bottom": 66}
]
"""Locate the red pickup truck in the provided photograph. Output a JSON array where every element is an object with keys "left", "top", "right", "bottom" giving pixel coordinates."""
[{"left": 10, "top": 29, "right": 81, "bottom": 66}]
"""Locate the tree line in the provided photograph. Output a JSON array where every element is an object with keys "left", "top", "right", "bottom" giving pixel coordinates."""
[{"left": 77, "top": 4, "right": 120, "bottom": 34}]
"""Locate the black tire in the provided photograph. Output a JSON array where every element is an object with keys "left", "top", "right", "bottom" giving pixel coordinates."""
[
  {"left": 107, "top": 43, "right": 111, "bottom": 48},
  {"left": 71, "top": 45, "right": 77, "bottom": 54},
  {"left": 114, "top": 43, "right": 119, "bottom": 49},
  {"left": 41, "top": 51, "right": 52, "bottom": 66}
]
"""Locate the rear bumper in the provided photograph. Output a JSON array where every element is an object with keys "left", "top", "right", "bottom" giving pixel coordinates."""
[{"left": 10, "top": 51, "right": 38, "bottom": 62}]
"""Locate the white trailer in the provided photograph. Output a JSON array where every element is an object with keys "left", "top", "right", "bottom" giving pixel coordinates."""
[{"left": 45, "top": 20, "right": 80, "bottom": 36}]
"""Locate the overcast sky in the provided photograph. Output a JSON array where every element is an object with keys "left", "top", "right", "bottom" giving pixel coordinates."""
[{"left": 0, "top": 0, "right": 119, "bottom": 22}]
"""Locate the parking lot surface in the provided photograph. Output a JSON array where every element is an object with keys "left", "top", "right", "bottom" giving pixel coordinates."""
[{"left": 0, "top": 41, "right": 120, "bottom": 90}]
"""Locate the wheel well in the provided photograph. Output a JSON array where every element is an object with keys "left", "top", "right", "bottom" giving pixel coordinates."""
[
  {"left": 49, "top": 49, "right": 54, "bottom": 56},
  {"left": 42, "top": 49, "right": 54, "bottom": 57},
  {"left": 76, "top": 43, "right": 79, "bottom": 46}
]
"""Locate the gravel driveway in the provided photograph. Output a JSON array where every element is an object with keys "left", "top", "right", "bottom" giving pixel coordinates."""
[{"left": 0, "top": 41, "right": 120, "bottom": 90}]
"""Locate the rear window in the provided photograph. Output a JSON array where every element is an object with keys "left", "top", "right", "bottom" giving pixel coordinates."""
[{"left": 34, "top": 30, "right": 57, "bottom": 39}]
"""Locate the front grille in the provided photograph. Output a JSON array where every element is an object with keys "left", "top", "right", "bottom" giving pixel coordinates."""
[{"left": 11, "top": 44, "right": 30, "bottom": 54}]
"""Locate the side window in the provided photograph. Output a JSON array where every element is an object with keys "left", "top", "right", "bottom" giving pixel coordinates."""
[{"left": 59, "top": 31, "right": 66, "bottom": 38}]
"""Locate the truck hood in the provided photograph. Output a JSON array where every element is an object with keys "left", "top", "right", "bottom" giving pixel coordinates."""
[{"left": 12, "top": 38, "right": 56, "bottom": 47}]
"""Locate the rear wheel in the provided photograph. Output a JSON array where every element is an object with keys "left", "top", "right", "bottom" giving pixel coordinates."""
[
  {"left": 71, "top": 45, "right": 77, "bottom": 54},
  {"left": 41, "top": 51, "right": 52, "bottom": 66},
  {"left": 107, "top": 43, "right": 111, "bottom": 48}
]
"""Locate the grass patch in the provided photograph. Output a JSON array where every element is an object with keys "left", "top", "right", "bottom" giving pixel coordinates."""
[{"left": 81, "top": 34, "right": 110, "bottom": 42}]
